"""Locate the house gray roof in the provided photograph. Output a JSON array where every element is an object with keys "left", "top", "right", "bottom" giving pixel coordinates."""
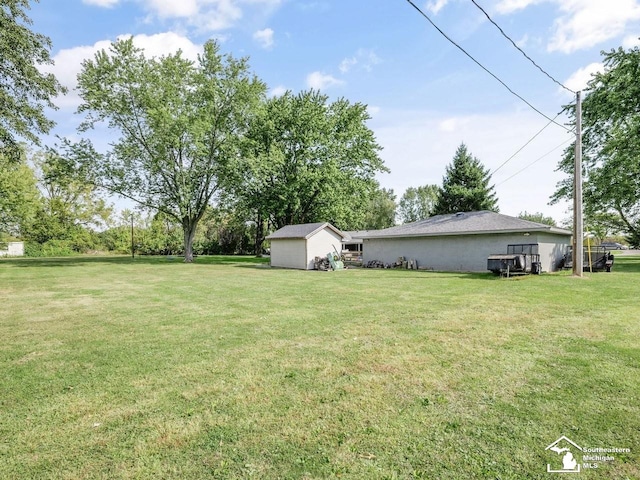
[
  {"left": 343, "top": 230, "right": 375, "bottom": 243},
  {"left": 362, "top": 211, "right": 572, "bottom": 239},
  {"left": 266, "top": 222, "right": 346, "bottom": 240}
]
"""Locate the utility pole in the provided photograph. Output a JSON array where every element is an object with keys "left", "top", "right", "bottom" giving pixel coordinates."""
[{"left": 573, "top": 91, "right": 583, "bottom": 276}]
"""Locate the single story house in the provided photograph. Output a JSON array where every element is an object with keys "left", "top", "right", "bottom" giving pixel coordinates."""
[
  {"left": 362, "top": 211, "right": 572, "bottom": 273},
  {"left": 0, "top": 241, "right": 25, "bottom": 257},
  {"left": 266, "top": 222, "right": 345, "bottom": 270}
]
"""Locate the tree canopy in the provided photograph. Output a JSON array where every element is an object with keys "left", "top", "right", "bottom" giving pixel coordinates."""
[
  {"left": 517, "top": 211, "right": 556, "bottom": 227},
  {"left": 552, "top": 44, "right": 640, "bottom": 247},
  {"left": 433, "top": 143, "right": 498, "bottom": 215},
  {"left": 24, "top": 150, "right": 112, "bottom": 249},
  {"left": 231, "top": 89, "right": 386, "bottom": 239},
  {"left": 0, "top": 149, "right": 41, "bottom": 238},
  {"left": 66, "top": 38, "right": 265, "bottom": 261},
  {"left": 363, "top": 187, "right": 396, "bottom": 229},
  {"left": 398, "top": 184, "right": 438, "bottom": 223},
  {"left": 0, "top": 0, "right": 65, "bottom": 159}
]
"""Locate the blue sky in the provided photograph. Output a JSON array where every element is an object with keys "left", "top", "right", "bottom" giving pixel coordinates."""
[{"left": 30, "top": 0, "right": 640, "bottom": 224}]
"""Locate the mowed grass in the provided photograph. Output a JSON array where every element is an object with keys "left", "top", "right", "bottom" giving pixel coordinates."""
[{"left": 1, "top": 255, "right": 639, "bottom": 479}]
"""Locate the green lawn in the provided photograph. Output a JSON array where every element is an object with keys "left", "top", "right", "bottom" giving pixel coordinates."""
[{"left": 1, "top": 255, "right": 638, "bottom": 479}]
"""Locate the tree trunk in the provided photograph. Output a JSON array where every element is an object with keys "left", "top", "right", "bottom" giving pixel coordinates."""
[
  {"left": 182, "top": 219, "right": 197, "bottom": 263},
  {"left": 254, "top": 211, "right": 265, "bottom": 257}
]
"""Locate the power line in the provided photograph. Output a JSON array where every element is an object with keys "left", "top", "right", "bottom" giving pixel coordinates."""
[
  {"left": 469, "top": 0, "right": 575, "bottom": 94},
  {"left": 494, "top": 137, "right": 573, "bottom": 186},
  {"left": 404, "top": 0, "right": 572, "bottom": 132},
  {"left": 490, "top": 112, "right": 563, "bottom": 176}
]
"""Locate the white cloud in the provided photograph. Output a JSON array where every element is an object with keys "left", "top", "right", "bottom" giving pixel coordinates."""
[
  {"left": 339, "top": 57, "right": 357, "bottom": 74},
  {"left": 563, "top": 62, "right": 604, "bottom": 92},
  {"left": 82, "top": 0, "right": 120, "bottom": 6},
  {"left": 367, "top": 105, "right": 381, "bottom": 117},
  {"left": 358, "top": 49, "right": 381, "bottom": 72},
  {"left": 269, "top": 85, "right": 287, "bottom": 97},
  {"left": 144, "top": 0, "right": 199, "bottom": 18},
  {"left": 82, "top": 0, "right": 284, "bottom": 32},
  {"left": 306, "top": 71, "right": 344, "bottom": 90},
  {"left": 43, "top": 33, "right": 203, "bottom": 108},
  {"left": 132, "top": 0, "right": 282, "bottom": 32},
  {"left": 515, "top": 34, "right": 529, "bottom": 48},
  {"left": 427, "top": 0, "right": 451, "bottom": 14},
  {"left": 495, "top": 0, "right": 543, "bottom": 14},
  {"left": 194, "top": 0, "right": 243, "bottom": 31},
  {"left": 338, "top": 49, "right": 381, "bottom": 74},
  {"left": 130, "top": 32, "right": 203, "bottom": 60},
  {"left": 497, "top": 0, "right": 640, "bottom": 53},
  {"left": 253, "top": 28, "right": 275, "bottom": 49},
  {"left": 548, "top": 0, "right": 640, "bottom": 53}
]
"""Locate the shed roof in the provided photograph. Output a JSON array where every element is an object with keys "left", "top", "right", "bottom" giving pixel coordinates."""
[
  {"left": 362, "top": 211, "right": 572, "bottom": 239},
  {"left": 266, "top": 222, "right": 346, "bottom": 240}
]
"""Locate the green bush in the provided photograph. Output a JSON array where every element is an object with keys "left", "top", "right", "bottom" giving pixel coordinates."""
[{"left": 25, "top": 240, "right": 76, "bottom": 257}]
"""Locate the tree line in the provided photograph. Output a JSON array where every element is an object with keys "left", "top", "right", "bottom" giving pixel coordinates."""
[{"left": 2, "top": 2, "right": 639, "bottom": 257}]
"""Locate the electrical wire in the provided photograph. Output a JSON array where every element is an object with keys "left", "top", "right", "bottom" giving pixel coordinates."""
[
  {"left": 469, "top": 0, "right": 575, "bottom": 94},
  {"left": 494, "top": 137, "right": 574, "bottom": 186},
  {"left": 490, "top": 112, "right": 564, "bottom": 176},
  {"left": 404, "top": 0, "right": 572, "bottom": 132}
]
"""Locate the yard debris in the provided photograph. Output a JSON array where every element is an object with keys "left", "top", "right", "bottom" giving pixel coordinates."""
[
  {"left": 314, "top": 256, "right": 331, "bottom": 270},
  {"left": 364, "top": 259, "right": 387, "bottom": 268},
  {"left": 364, "top": 256, "right": 419, "bottom": 269},
  {"left": 314, "top": 254, "right": 346, "bottom": 271}
]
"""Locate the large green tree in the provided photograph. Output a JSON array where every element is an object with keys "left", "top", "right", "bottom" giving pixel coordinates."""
[
  {"left": 0, "top": 0, "right": 65, "bottom": 159},
  {"left": 66, "top": 38, "right": 265, "bottom": 261},
  {"left": 25, "top": 150, "right": 111, "bottom": 250},
  {"left": 398, "top": 184, "right": 438, "bottom": 223},
  {"left": 363, "top": 186, "right": 396, "bottom": 229},
  {"left": 231, "top": 89, "right": 386, "bottom": 248},
  {"left": 433, "top": 143, "right": 498, "bottom": 215},
  {"left": 552, "top": 44, "right": 640, "bottom": 247},
  {"left": 0, "top": 149, "right": 41, "bottom": 237}
]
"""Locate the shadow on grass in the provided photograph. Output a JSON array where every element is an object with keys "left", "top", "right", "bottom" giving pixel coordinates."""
[
  {"left": 5, "top": 255, "right": 639, "bottom": 278},
  {"left": 0, "top": 254, "right": 270, "bottom": 268}
]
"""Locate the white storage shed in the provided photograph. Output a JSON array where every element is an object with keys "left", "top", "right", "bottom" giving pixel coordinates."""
[
  {"left": 266, "top": 223, "right": 345, "bottom": 270},
  {"left": 0, "top": 241, "right": 25, "bottom": 257}
]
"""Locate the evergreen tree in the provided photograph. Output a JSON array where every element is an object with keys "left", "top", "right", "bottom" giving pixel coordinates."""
[{"left": 433, "top": 143, "right": 498, "bottom": 215}]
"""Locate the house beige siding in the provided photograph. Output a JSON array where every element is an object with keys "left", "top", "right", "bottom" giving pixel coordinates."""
[
  {"left": 269, "top": 238, "right": 306, "bottom": 269},
  {"left": 363, "top": 232, "right": 569, "bottom": 272}
]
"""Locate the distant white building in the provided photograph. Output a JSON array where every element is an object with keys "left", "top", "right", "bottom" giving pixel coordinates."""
[
  {"left": 362, "top": 211, "right": 571, "bottom": 273},
  {"left": 266, "top": 223, "right": 345, "bottom": 270},
  {"left": 0, "top": 241, "right": 25, "bottom": 257}
]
